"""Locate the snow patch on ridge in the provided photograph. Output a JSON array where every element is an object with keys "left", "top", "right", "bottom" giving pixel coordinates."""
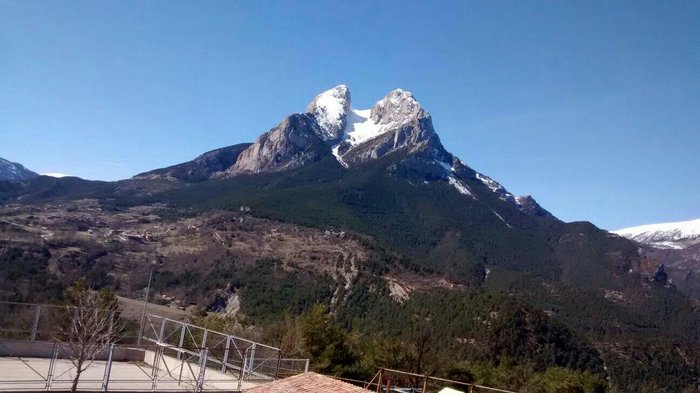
[
  {"left": 342, "top": 109, "right": 386, "bottom": 147},
  {"left": 491, "top": 209, "right": 513, "bottom": 228},
  {"left": 476, "top": 173, "right": 512, "bottom": 199},
  {"left": 448, "top": 176, "right": 475, "bottom": 199},
  {"left": 332, "top": 145, "right": 348, "bottom": 168}
]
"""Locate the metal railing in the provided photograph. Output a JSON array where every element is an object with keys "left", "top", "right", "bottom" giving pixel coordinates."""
[
  {"left": 0, "top": 301, "right": 310, "bottom": 392},
  {"left": 140, "top": 313, "right": 293, "bottom": 384},
  {"left": 365, "top": 368, "right": 518, "bottom": 393}
]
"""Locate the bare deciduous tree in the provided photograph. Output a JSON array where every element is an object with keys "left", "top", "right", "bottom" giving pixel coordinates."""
[{"left": 55, "top": 280, "right": 121, "bottom": 393}]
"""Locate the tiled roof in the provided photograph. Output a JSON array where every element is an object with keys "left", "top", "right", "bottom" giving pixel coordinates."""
[{"left": 246, "top": 372, "right": 372, "bottom": 393}]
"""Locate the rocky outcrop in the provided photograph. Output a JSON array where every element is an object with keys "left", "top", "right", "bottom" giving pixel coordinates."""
[
  {"left": 228, "top": 113, "right": 330, "bottom": 174},
  {"left": 515, "top": 195, "right": 555, "bottom": 218}
]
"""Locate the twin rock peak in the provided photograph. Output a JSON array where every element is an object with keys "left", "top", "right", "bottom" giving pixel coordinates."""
[
  {"left": 138, "top": 85, "right": 549, "bottom": 218},
  {"left": 230, "top": 84, "right": 449, "bottom": 174}
]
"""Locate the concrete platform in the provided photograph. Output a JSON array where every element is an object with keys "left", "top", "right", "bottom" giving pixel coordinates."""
[{"left": 0, "top": 356, "right": 266, "bottom": 392}]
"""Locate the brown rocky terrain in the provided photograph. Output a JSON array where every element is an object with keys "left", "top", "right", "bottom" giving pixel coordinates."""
[{"left": 0, "top": 199, "right": 458, "bottom": 310}]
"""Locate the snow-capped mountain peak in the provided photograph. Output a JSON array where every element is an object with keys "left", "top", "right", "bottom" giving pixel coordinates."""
[
  {"left": 323, "top": 86, "right": 439, "bottom": 168},
  {"left": 305, "top": 85, "right": 351, "bottom": 142},
  {"left": 613, "top": 218, "right": 700, "bottom": 249}
]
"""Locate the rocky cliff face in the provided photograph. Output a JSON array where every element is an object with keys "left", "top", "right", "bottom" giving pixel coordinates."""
[
  {"left": 0, "top": 157, "right": 38, "bottom": 181},
  {"left": 228, "top": 114, "right": 330, "bottom": 174}
]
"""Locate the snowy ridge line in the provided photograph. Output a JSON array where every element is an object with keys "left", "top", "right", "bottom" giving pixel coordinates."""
[{"left": 613, "top": 218, "right": 700, "bottom": 247}]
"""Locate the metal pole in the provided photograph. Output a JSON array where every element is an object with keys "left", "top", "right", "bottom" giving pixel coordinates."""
[
  {"left": 196, "top": 348, "right": 208, "bottom": 393},
  {"left": 151, "top": 345, "right": 162, "bottom": 391},
  {"left": 241, "top": 347, "right": 250, "bottom": 381},
  {"left": 137, "top": 266, "right": 154, "bottom": 346},
  {"left": 45, "top": 342, "right": 58, "bottom": 391},
  {"left": 201, "top": 329, "right": 208, "bottom": 350},
  {"left": 31, "top": 305, "right": 41, "bottom": 341},
  {"left": 376, "top": 369, "right": 382, "bottom": 393},
  {"left": 221, "top": 336, "right": 231, "bottom": 373},
  {"left": 248, "top": 344, "right": 256, "bottom": 376},
  {"left": 422, "top": 376, "right": 428, "bottom": 393},
  {"left": 102, "top": 344, "right": 115, "bottom": 392},
  {"left": 177, "top": 322, "right": 186, "bottom": 360},
  {"left": 237, "top": 347, "right": 245, "bottom": 391},
  {"left": 158, "top": 318, "right": 166, "bottom": 343},
  {"left": 275, "top": 351, "right": 281, "bottom": 379}
]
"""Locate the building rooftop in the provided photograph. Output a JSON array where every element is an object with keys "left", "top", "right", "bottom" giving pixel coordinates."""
[{"left": 246, "top": 372, "right": 371, "bottom": 393}]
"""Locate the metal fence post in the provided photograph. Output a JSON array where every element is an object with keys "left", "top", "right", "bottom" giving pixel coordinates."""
[
  {"left": 102, "top": 343, "right": 115, "bottom": 392},
  {"left": 247, "top": 343, "right": 256, "bottom": 376},
  {"left": 241, "top": 347, "right": 250, "bottom": 381},
  {"left": 45, "top": 342, "right": 58, "bottom": 391},
  {"left": 158, "top": 318, "right": 166, "bottom": 342},
  {"left": 304, "top": 359, "right": 309, "bottom": 373},
  {"left": 151, "top": 345, "right": 162, "bottom": 391},
  {"left": 201, "top": 329, "right": 208, "bottom": 349},
  {"left": 275, "top": 351, "right": 281, "bottom": 379},
  {"left": 196, "top": 348, "right": 208, "bottom": 393},
  {"left": 221, "top": 336, "right": 231, "bottom": 373},
  {"left": 31, "top": 305, "right": 41, "bottom": 341},
  {"left": 177, "top": 322, "right": 186, "bottom": 360}
]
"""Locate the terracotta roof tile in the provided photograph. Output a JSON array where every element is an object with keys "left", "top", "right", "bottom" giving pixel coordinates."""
[{"left": 246, "top": 372, "right": 372, "bottom": 393}]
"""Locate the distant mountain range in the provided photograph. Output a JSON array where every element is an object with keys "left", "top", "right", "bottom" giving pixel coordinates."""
[
  {"left": 614, "top": 218, "right": 700, "bottom": 250},
  {"left": 0, "top": 157, "right": 38, "bottom": 181},
  {"left": 615, "top": 218, "right": 700, "bottom": 299}
]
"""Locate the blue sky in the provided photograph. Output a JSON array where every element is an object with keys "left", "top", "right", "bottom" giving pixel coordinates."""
[{"left": 1, "top": 0, "right": 698, "bottom": 230}]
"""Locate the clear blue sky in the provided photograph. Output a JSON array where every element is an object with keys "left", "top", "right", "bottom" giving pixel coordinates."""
[{"left": 1, "top": 0, "right": 698, "bottom": 230}]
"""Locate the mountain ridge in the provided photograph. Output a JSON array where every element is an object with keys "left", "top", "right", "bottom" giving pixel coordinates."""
[
  {"left": 0, "top": 157, "right": 39, "bottom": 181},
  {"left": 614, "top": 218, "right": 700, "bottom": 250}
]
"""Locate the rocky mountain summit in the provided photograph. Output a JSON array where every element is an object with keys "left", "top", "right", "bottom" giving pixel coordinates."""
[
  {"left": 139, "top": 85, "right": 549, "bottom": 217},
  {"left": 230, "top": 85, "right": 450, "bottom": 173},
  {"left": 0, "top": 157, "right": 38, "bottom": 181}
]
